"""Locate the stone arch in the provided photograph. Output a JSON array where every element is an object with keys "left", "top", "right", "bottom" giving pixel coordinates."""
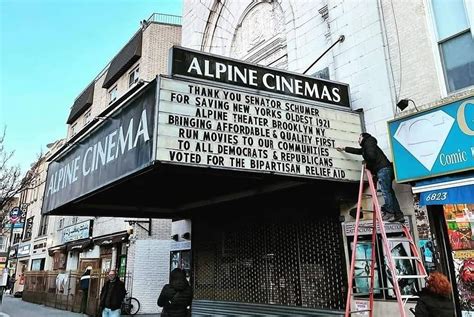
[
  {"left": 201, "top": 0, "right": 227, "bottom": 52},
  {"left": 230, "top": 0, "right": 288, "bottom": 68}
]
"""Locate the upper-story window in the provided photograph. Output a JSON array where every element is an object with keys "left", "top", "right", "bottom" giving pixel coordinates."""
[
  {"left": 38, "top": 215, "right": 48, "bottom": 237},
  {"left": 83, "top": 109, "right": 92, "bottom": 125},
  {"left": 71, "top": 123, "right": 78, "bottom": 137},
  {"left": 109, "top": 86, "right": 118, "bottom": 104},
  {"left": 431, "top": 0, "right": 474, "bottom": 93},
  {"left": 0, "top": 236, "right": 6, "bottom": 251},
  {"left": 58, "top": 218, "right": 65, "bottom": 230},
  {"left": 129, "top": 65, "right": 140, "bottom": 87}
]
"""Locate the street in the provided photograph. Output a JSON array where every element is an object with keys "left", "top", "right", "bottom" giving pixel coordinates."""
[{"left": 0, "top": 295, "right": 83, "bottom": 317}]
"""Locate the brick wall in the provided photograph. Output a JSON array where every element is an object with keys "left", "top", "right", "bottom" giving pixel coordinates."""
[
  {"left": 182, "top": 0, "right": 394, "bottom": 151},
  {"left": 129, "top": 239, "right": 171, "bottom": 314},
  {"left": 67, "top": 22, "right": 180, "bottom": 139},
  {"left": 142, "top": 23, "right": 181, "bottom": 79}
]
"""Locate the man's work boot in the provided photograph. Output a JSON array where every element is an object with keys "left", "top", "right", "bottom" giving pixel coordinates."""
[
  {"left": 390, "top": 213, "right": 405, "bottom": 223},
  {"left": 382, "top": 212, "right": 394, "bottom": 222}
]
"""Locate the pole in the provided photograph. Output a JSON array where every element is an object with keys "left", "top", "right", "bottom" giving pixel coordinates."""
[
  {"left": 303, "top": 35, "right": 345, "bottom": 74},
  {"left": 0, "top": 221, "right": 15, "bottom": 304}
]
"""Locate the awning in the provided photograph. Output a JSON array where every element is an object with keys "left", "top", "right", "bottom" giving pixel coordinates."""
[
  {"left": 413, "top": 172, "right": 474, "bottom": 206},
  {"left": 48, "top": 244, "right": 67, "bottom": 256},
  {"left": 66, "top": 239, "right": 94, "bottom": 252},
  {"left": 93, "top": 231, "right": 129, "bottom": 246}
]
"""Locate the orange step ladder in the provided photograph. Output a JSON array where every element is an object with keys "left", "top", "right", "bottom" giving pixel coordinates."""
[{"left": 345, "top": 165, "right": 428, "bottom": 317}]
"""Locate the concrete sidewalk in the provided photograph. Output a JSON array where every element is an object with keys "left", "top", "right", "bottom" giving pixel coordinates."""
[
  {"left": 0, "top": 295, "right": 163, "bottom": 317},
  {"left": 0, "top": 294, "right": 83, "bottom": 317}
]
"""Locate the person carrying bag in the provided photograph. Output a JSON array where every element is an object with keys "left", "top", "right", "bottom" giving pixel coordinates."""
[{"left": 158, "top": 268, "right": 192, "bottom": 317}]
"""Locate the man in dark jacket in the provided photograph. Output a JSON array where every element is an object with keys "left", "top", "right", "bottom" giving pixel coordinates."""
[
  {"left": 337, "top": 132, "right": 404, "bottom": 223},
  {"left": 158, "top": 268, "right": 192, "bottom": 317},
  {"left": 99, "top": 269, "right": 126, "bottom": 317},
  {"left": 80, "top": 266, "right": 92, "bottom": 313}
]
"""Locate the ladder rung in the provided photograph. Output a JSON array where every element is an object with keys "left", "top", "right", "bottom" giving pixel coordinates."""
[
  {"left": 392, "top": 256, "right": 421, "bottom": 260},
  {"left": 352, "top": 286, "right": 393, "bottom": 290},
  {"left": 355, "top": 259, "right": 374, "bottom": 261},
  {"left": 387, "top": 237, "right": 411, "bottom": 242},
  {"left": 349, "top": 309, "right": 372, "bottom": 314},
  {"left": 361, "top": 209, "right": 373, "bottom": 213},
  {"left": 401, "top": 295, "right": 419, "bottom": 299},
  {"left": 396, "top": 275, "right": 427, "bottom": 279},
  {"left": 355, "top": 275, "right": 372, "bottom": 278}
]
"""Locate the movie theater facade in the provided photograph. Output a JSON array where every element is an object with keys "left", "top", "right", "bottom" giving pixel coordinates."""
[{"left": 42, "top": 47, "right": 364, "bottom": 315}]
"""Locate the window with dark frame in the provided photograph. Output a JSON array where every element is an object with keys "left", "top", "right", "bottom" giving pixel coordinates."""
[
  {"left": 83, "top": 109, "right": 92, "bottom": 125},
  {"left": 38, "top": 215, "right": 48, "bottom": 237},
  {"left": 348, "top": 233, "right": 422, "bottom": 301},
  {"left": 109, "top": 86, "right": 118, "bottom": 103},
  {"left": 71, "top": 123, "right": 78, "bottom": 137},
  {"left": 24, "top": 217, "right": 34, "bottom": 240},
  {"left": 129, "top": 65, "right": 140, "bottom": 87},
  {"left": 431, "top": 0, "right": 474, "bottom": 93},
  {"left": 0, "top": 237, "right": 6, "bottom": 251}
]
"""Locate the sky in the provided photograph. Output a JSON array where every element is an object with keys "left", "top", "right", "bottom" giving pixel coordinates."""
[{"left": 0, "top": 0, "right": 183, "bottom": 172}]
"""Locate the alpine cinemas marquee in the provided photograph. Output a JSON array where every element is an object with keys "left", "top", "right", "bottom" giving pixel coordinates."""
[
  {"left": 157, "top": 81, "right": 362, "bottom": 181},
  {"left": 171, "top": 47, "right": 350, "bottom": 108}
]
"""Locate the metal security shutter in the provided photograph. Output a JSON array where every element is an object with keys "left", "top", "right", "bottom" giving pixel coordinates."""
[{"left": 193, "top": 211, "right": 346, "bottom": 311}]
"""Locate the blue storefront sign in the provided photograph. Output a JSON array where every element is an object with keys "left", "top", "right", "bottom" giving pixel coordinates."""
[
  {"left": 388, "top": 97, "right": 474, "bottom": 183},
  {"left": 412, "top": 172, "right": 474, "bottom": 206}
]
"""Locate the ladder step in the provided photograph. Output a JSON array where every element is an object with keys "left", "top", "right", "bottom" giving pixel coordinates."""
[
  {"left": 401, "top": 295, "right": 419, "bottom": 299},
  {"left": 387, "top": 237, "right": 411, "bottom": 242},
  {"left": 349, "top": 309, "right": 372, "bottom": 314},
  {"left": 352, "top": 287, "right": 392, "bottom": 290},
  {"left": 392, "top": 256, "right": 421, "bottom": 260},
  {"left": 361, "top": 209, "right": 374, "bottom": 213},
  {"left": 396, "top": 275, "right": 427, "bottom": 279}
]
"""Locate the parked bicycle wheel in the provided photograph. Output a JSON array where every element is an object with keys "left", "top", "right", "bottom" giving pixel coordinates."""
[{"left": 128, "top": 297, "right": 140, "bottom": 315}]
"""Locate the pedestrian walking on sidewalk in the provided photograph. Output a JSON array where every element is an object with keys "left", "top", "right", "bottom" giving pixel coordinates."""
[
  {"left": 158, "top": 268, "right": 192, "bottom": 317},
  {"left": 80, "top": 266, "right": 92, "bottom": 313},
  {"left": 99, "top": 269, "right": 126, "bottom": 317},
  {"left": 336, "top": 132, "right": 405, "bottom": 223},
  {"left": 7, "top": 274, "right": 15, "bottom": 294}
]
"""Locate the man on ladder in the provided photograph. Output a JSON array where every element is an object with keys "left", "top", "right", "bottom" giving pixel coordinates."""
[
  {"left": 337, "top": 132, "right": 405, "bottom": 223},
  {"left": 337, "top": 132, "right": 427, "bottom": 317}
]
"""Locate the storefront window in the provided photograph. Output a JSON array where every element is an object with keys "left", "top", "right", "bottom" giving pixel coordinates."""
[
  {"left": 31, "top": 258, "right": 45, "bottom": 271},
  {"left": 348, "top": 234, "right": 420, "bottom": 300},
  {"left": 443, "top": 204, "right": 474, "bottom": 313}
]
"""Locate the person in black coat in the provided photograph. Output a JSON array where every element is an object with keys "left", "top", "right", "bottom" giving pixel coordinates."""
[
  {"left": 99, "top": 269, "right": 126, "bottom": 317},
  {"left": 337, "top": 132, "right": 404, "bottom": 223},
  {"left": 158, "top": 268, "right": 193, "bottom": 317},
  {"left": 80, "top": 266, "right": 92, "bottom": 313},
  {"left": 415, "top": 272, "right": 455, "bottom": 317}
]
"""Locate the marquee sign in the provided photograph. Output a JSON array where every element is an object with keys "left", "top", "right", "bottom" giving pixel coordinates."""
[
  {"left": 42, "top": 84, "right": 156, "bottom": 213},
  {"left": 170, "top": 46, "right": 350, "bottom": 108},
  {"left": 156, "top": 77, "right": 362, "bottom": 181}
]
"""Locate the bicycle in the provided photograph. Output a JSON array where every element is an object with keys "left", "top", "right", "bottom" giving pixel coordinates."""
[{"left": 121, "top": 292, "right": 140, "bottom": 315}]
